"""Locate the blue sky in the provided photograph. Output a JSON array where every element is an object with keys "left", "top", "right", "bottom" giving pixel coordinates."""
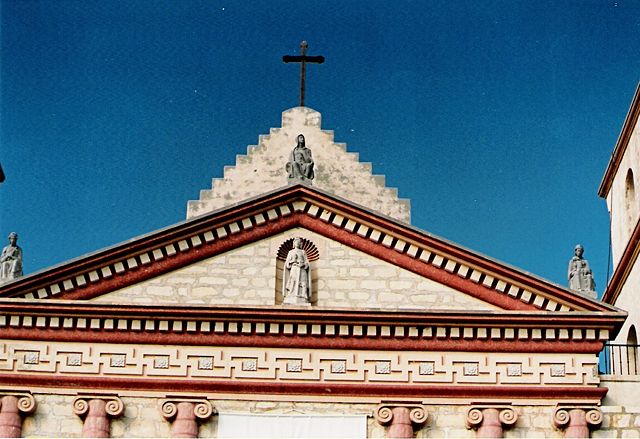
[{"left": 1, "top": 0, "right": 639, "bottom": 295}]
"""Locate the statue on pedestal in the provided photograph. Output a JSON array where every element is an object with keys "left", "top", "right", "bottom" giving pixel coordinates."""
[
  {"left": 285, "top": 134, "right": 314, "bottom": 184},
  {"left": 568, "top": 244, "right": 596, "bottom": 296},
  {"left": 283, "top": 237, "right": 311, "bottom": 304},
  {"left": 0, "top": 232, "right": 23, "bottom": 283}
]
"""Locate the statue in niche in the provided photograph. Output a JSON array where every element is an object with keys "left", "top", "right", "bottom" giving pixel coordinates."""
[
  {"left": 568, "top": 244, "right": 596, "bottom": 296},
  {"left": 285, "top": 134, "right": 314, "bottom": 184},
  {"left": 0, "top": 232, "right": 23, "bottom": 283},
  {"left": 283, "top": 237, "right": 311, "bottom": 304}
]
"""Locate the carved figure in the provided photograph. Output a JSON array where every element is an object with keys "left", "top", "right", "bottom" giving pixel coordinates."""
[
  {"left": 0, "top": 232, "right": 23, "bottom": 283},
  {"left": 568, "top": 244, "right": 596, "bottom": 295},
  {"left": 283, "top": 238, "right": 311, "bottom": 304},
  {"left": 285, "top": 134, "right": 314, "bottom": 183}
]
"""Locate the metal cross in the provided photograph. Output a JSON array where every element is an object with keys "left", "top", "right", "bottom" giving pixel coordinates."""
[{"left": 282, "top": 41, "right": 325, "bottom": 107}]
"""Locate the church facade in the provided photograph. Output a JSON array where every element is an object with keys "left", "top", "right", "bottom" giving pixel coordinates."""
[{"left": 0, "top": 104, "right": 636, "bottom": 437}]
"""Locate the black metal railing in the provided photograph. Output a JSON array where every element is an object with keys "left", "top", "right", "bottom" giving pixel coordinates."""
[{"left": 600, "top": 343, "right": 640, "bottom": 375}]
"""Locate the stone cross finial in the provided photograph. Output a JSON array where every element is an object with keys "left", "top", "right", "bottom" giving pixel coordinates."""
[{"left": 282, "top": 41, "right": 325, "bottom": 107}]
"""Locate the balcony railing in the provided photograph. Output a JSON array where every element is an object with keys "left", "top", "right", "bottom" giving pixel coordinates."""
[{"left": 600, "top": 343, "right": 640, "bottom": 375}]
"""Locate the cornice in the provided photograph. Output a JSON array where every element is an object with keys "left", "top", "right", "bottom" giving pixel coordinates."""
[
  {"left": 599, "top": 82, "right": 640, "bottom": 198},
  {"left": 0, "top": 301, "right": 624, "bottom": 353},
  {"left": 0, "top": 375, "right": 608, "bottom": 401}
]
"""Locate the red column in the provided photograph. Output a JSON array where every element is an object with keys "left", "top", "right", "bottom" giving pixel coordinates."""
[
  {"left": 554, "top": 407, "right": 603, "bottom": 438},
  {"left": 466, "top": 406, "right": 518, "bottom": 438},
  {"left": 161, "top": 399, "right": 214, "bottom": 438},
  {"left": 73, "top": 396, "right": 124, "bottom": 438},
  {"left": 375, "top": 404, "right": 428, "bottom": 438},
  {"left": 0, "top": 394, "right": 36, "bottom": 438}
]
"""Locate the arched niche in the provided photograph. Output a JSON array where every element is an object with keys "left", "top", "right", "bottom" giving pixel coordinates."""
[
  {"left": 625, "top": 169, "right": 637, "bottom": 233},
  {"left": 627, "top": 324, "right": 639, "bottom": 375},
  {"left": 275, "top": 237, "right": 319, "bottom": 305}
]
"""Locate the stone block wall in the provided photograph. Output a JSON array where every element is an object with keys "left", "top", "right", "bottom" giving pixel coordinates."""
[
  {"left": 22, "top": 393, "right": 637, "bottom": 437},
  {"left": 92, "top": 229, "right": 496, "bottom": 311}
]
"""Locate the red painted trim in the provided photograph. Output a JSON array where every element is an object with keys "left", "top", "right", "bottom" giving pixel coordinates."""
[
  {"left": 298, "top": 215, "right": 532, "bottom": 311},
  {"left": 0, "top": 326, "right": 607, "bottom": 353},
  {"left": 602, "top": 218, "right": 640, "bottom": 304},
  {"left": 0, "top": 185, "right": 618, "bottom": 314},
  {"left": 599, "top": 82, "right": 640, "bottom": 198},
  {"left": 0, "top": 374, "right": 608, "bottom": 400},
  {"left": 58, "top": 216, "right": 299, "bottom": 301},
  {"left": 0, "top": 300, "right": 625, "bottom": 329}
]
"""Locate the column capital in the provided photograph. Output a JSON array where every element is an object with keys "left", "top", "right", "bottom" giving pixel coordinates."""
[
  {"left": 0, "top": 392, "right": 36, "bottom": 415},
  {"left": 374, "top": 403, "right": 428, "bottom": 428},
  {"left": 73, "top": 395, "right": 124, "bottom": 419},
  {"left": 161, "top": 398, "right": 215, "bottom": 422},
  {"left": 466, "top": 406, "right": 518, "bottom": 429},
  {"left": 553, "top": 405, "right": 603, "bottom": 430}
]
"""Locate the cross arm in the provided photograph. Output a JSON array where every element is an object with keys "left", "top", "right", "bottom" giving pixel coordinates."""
[{"left": 282, "top": 55, "right": 325, "bottom": 64}]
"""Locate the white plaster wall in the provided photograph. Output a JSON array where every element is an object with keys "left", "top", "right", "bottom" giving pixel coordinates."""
[
  {"left": 187, "top": 107, "right": 410, "bottom": 223},
  {"left": 606, "top": 114, "right": 640, "bottom": 267},
  {"left": 609, "top": 260, "right": 640, "bottom": 346},
  {"left": 92, "top": 228, "right": 497, "bottom": 311}
]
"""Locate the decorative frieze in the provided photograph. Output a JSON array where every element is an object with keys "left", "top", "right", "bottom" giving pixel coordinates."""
[
  {"left": 0, "top": 341, "right": 600, "bottom": 390},
  {"left": 73, "top": 395, "right": 124, "bottom": 438}
]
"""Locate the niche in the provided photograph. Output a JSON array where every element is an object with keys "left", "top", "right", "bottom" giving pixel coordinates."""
[
  {"left": 275, "top": 237, "right": 319, "bottom": 305},
  {"left": 625, "top": 169, "right": 637, "bottom": 233}
]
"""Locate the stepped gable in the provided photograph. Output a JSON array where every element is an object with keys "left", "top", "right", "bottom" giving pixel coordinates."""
[{"left": 187, "top": 106, "right": 411, "bottom": 223}]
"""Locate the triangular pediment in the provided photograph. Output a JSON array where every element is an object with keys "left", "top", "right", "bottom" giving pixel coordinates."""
[
  {"left": 89, "top": 228, "right": 500, "bottom": 311},
  {"left": 0, "top": 184, "right": 617, "bottom": 315}
]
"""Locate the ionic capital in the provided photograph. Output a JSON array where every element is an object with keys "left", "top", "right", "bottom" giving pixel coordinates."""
[
  {"left": 73, "top": 395, "right": 124, "bottom": 419},
  {"left": 375, "top": 403, "right": 427, "bottom": 439},
  {"left": 553, "top": 406, "right": 602, "bottom": 437},
  {"left": 466, "top": 405, "right": 517, "bottom": 438},
  {"left": 0, "top": 392, "right": 36, "bottom": 415},
  {"left": 161, "top": 398, "right": 215, "bottom": 422}
]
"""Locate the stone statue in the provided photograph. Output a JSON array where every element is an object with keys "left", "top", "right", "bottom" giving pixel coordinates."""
[
  {"left": 283, "top": 237, "right": 311, "bottom": 304},
  {"left": 285, "top": 134, "right": 314, "bottom": 183},
  {"left": 568, "top": 244, "right": 596, "bottom": 296},
  {"left": 0, "top": 232, "right": 23, "bottom": 283}
]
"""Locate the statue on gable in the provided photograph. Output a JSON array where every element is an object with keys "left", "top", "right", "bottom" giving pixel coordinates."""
[
  {"left": 285, "top": 134, "right": 314, "bottom": 184},
  {"left": 568, "top": 244, "right": 596, "bottom": 297},
  {"left": 0, "top": 232, "right": 23, "bottom": 283},
  {"left": 283, "top": 237, "right": 311, "bottom": 304}
]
